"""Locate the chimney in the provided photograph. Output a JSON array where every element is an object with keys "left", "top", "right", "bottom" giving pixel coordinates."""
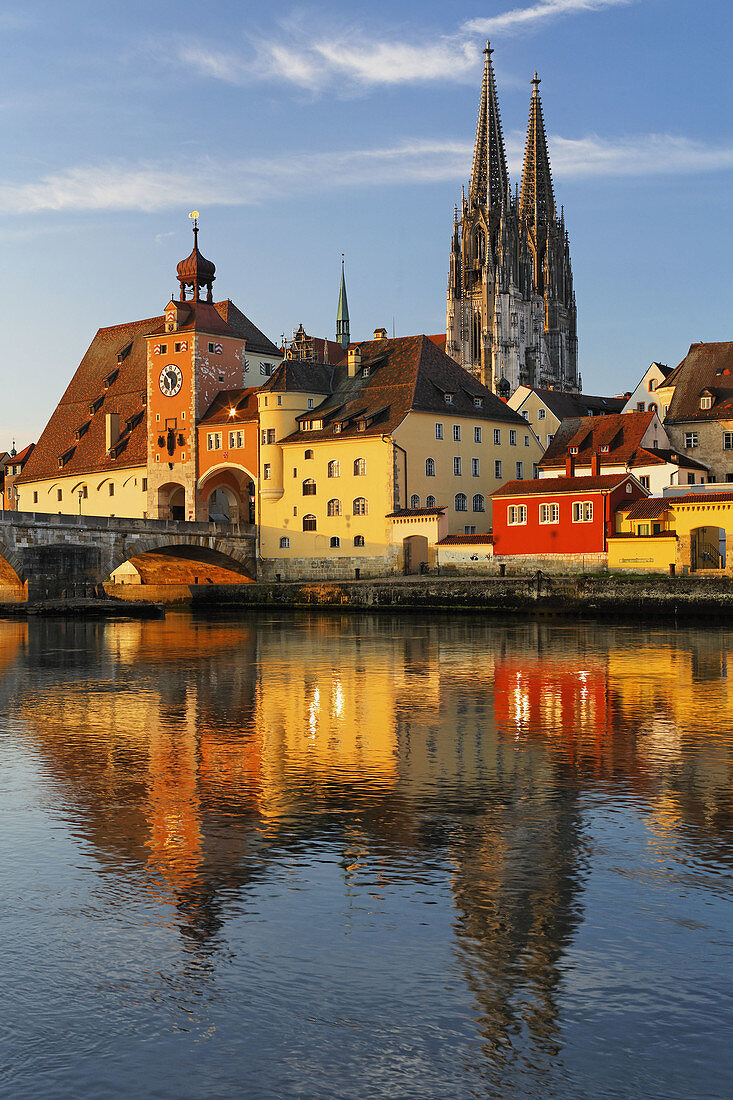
[
  {"left": 565, "top": 452, "right": 575, "bottom": 477},
  {"left": 347, "top": 345, "right": 361, "bottom": 379},
  {"left": 106, "top": 412, "right": 120, "bottom": 453},
  {"left": 373, "top": 327, "right": 388, "bottom": 341},
  {"left": 591, "top": 451, "right": 601, "bottom": 476}
]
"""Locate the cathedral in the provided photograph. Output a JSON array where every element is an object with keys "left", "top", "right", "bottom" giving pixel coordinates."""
[{"left": 446, "top": 45, "right": 578, "bottom": 397}]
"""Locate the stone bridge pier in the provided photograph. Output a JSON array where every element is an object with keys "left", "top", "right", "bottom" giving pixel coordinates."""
[{"left": 0, "top": 512, "right": 257, "bottom": 601}]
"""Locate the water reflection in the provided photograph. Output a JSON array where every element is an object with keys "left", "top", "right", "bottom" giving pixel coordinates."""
[{"left": 1, "top": 614, "right": 732, "bottom": 1097}]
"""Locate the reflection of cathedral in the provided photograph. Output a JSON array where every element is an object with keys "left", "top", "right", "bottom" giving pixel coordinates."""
[{"left": 446, "top": 45, "right": 578, "bottom": 396}]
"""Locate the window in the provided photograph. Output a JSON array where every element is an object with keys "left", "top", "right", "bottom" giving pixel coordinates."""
[
  {"left": 425, "top": 495, "right": 436, "bottom": 508},
  {"left": 329, "top": 536, "right": 340, "bottom": 548},
  {"left": 208, "top": 342, "right": 219, "bottom": 353},
  {"left": 455, "top": 493, "right": 468, "bottom": 512},
  {"left": 33, "top": 491, "right": 38, "bottom": 504},
  {"left": 312, "top": 420, "right": 323, "bottom": 431},
  {"left": 158, "top": 343, "right": 167, "bottom": 354},
  {"left": 471, "top": 458, "right": 480, "bottom": 477},
  {"left": 327, "top": 498, "right": 342, "bottom": 516},
  {"left": 538, "top": 409, "right": 546, "bottom": 420},
  {"left": 108, "top": 483, "right": 114, "bottom": 497},
  {"left": 570, "top": 446, "right": 579, "bottom": 455},
  {"left": 453, "top": 457, "right": 462, "bottom": 476},
  {"left": 547, "top": 434, "right": 554, "bottom": 445},
  {"left": 279, "top": 536, "right": 290, "bottom": 548},
  {"left": 508, "top": 505, "right": 527, "bottom": 525},
  {"left": 303, "top": 514, "right": 317, "bottom": 531},
  {"left": 474, "top": 427, "right": 482, "bottom": 443},
  {"left": 637, "top": 402, "right": 645, "bottom": 412},
  {"left": 333, "top": 423, "right": 342, "bottom": 434},
  {"left": 362, "top": 366, "right": 370, "bottom": 378},
  {"left": 509, "top": 430, "right": 517, "bottom": 446},
  {"left": 327, "top": 460, "right": 340, "bottom": 478},
  {"left": 277, "top": 396, "right": 282, "bottom": 406},
  {"left": 494, "top": 460, "right": 502, "bottom": 478},
  {"left": 354, "top": 458, "right": 366, "bottom": 476},
  {"left": 356, "top": 420, "right": 366, "bottom": 432},
  {"left": 464, "top": 525, "right": 477, "bottom": 535},
  {"left": 472, "top": 493, "right": 485, "bottom": 512},
  {"left": 516, "top": 462, "right": 523, "bottom": 479},
  {"left": 493, "top": 429, "right": 501, "bottom": 445},
  {"left": 638, "top": 523, "right": 650, "bottom": 536},
  {"left": 435, "top": 423, "right": 444, "bottom": 440},
  {"left": 649, "top": 378, "right": 657, "bottom": 392},
  {"left": 229, "top": 430, "right": 245, "bottom": 448},
  {"left": 724, "top": 432, "right": 733, "bottom": 450},
  {"left": 700, "top": 395, "right": 712, "bottom": 410},
  {"left": 302, "top": 478, "right": 316, "bottom": 495},
  {"left": 353, "top": 497, "right": 368, "bottom": 516},
  {"left": 639, "top": 475, "right": 650, "bottom": 489},
  {"left": 540, "top": 503, "right": 559, "bottom": 524},
  {"left": 263, "top": 463, "right": 271, "bottom": 480},
  {"left": 425, "top": 458, "right": 435, "bottom": 477},
  {"left": 687, "top": 473, "right": 695, "bottom": 485},
  {"left": 307, "top": 398, "right": 314, "bottom": 409},
  {"left": 410, "top": 494, "right": 420, "bottom": 509},
  {"left": 522, "top": 411, "right": 529, "bottom": 420},
  {"left": 685, "top": 432, "right": 698, "bottom": 448},
  {"left": 572, "top": 501, "right": 593, "bottom": 522},
  {"left": 305, "top": 449, "right": 314, "bottom": 460},
  {"left": 207, "top": 432, "right": 222, "bottom": 450},
  {"left": 444, "top": 393, "right": 454, "bottom": 405},
  {"left": 524, "top": 435, "right": 530, "bottom": 447},
  {"left": 57, "top": 489, "right": 62, "bottom": 501},
  {"left": 354, "top": 535, "right": 365, "bottom": 547},
  {"left": 473, "top": 397, "right": 483, "bottom": 409},
  {"left": 453, "top": 425, "right": 461, "bottom": 442},
  {"left": 649, "top": 403, "right": 657, "bottom": 413},
  {"left": 267, "top": 428, "right": 276, "bottom": 444}
]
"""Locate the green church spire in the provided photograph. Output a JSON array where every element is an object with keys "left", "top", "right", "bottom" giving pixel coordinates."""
[{"left": 336, "top": 255, "right": 350, "bottom": 349}]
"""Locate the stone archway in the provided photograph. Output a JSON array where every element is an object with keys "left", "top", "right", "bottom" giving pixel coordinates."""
[
  {"left": 403, "top": 534, "right": 429, "bottom": 575},
  {"left": 157, "top": 482, "right": 186, "bottom": 521},
  {"left": 198, "top": 466, "right": 255, "bottom": 526},
  {"left": 691, "top": 526, "right": 726, "bottom": 571}
]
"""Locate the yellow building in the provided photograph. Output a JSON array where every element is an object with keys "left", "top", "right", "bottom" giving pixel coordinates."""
[
  {"left": 609, "top": 488, "right": 733, "bottom": 574},
  {"left": 257, "top": 333, "right": 543, "bottom": 579}
]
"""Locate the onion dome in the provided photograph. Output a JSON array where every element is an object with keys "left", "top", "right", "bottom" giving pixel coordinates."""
[{"left": 177, "top": 219, "right": 216, "bottom": 302}]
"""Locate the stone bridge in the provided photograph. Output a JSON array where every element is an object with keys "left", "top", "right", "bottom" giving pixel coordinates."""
[{"left": 0, "top": 511, "right": 257, "bottom": 600}]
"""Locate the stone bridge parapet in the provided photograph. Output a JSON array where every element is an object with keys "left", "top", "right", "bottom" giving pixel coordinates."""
[{"left": 0, "top": 510, "right": 257, "bottom": 600}]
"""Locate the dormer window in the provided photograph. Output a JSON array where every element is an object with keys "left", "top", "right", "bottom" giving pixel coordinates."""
[
  {"left": 700, "top": 395, "right": 713, "bottom": 410},
  {"left": 600, "top": 445, "right": 609, "bottom": 453},
  {"left": 444, "top": 393, "right": 454, "bottom": 405},
  {"left": 570, "top": 446, "right": 579, "bottom": 455},
  {"left": 357, "top": 420, "right": 367, "bottom": 432},
  {"left": 362, "top": 366, "right": 370, "bottom": 378},
  {"left": 333, "top": 423, "right": 342, "bottom": 433},
  {"left": 473, "top": 397, "right": 483, "bottom": 408}
]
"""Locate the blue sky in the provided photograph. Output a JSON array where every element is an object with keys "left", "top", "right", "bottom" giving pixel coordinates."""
[{"left": 1, "top": 0, "right": 732, "bottom": 450}]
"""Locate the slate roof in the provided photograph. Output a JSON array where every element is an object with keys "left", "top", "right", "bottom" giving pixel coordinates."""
[
  {"left": 530, "top": 388, "right": 626, "bottom": 420},
  {"left": 660, "top": 342, "right": 733, "bottom": 423},
  {"left": 540, "top": 411, "right": 657, "bottom": 469},
  {"left": 19, "top": 298, "right": 278, "bottom": 484},
  {"left": 273, "top": 335, "right": 527, "bottom": 444},
  {"left": 620, "top": 498, "right": 674, "bottom": 520},
  {"left": 494, "top": 474, "right": 634, "bottom": 497},
  {"left": 259, "top": 359, "right": 335, "bottom": 396},
  {"left": 199, "top": 387, "right": 260, "bottom": 425}
]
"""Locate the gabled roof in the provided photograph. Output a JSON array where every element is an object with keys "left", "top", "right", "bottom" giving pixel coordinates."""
[
  {"left": 620, "top": 498, "right": 674, "bottom": 520},
  {"left": 199, "top": 387, "right": 259, "bottom": 425},
  {"left": 8, "top": 443, "right": 34, "bottom": 466},
  {"left": 260, "top": 359, "right": 335, "bottom": 395},
  {"left": 661, "top": 342, "right": 733, "bottom": 423},
  {"left": 211, "top": 300, "right": 280, "bottom": 356},
  {"left": 540, "top": 411, "right": 656, "bottom": 468},
  {"left": 275, "top": 335, "right": 527, "bottom": 444},
  {"left": 528, "top": 388, "right": 625, "bottom": 421},
  {"left": 494, "top": 474, "right": 635, "bottom": 497},
  {"left": 18, "top": 316, "right": 154, "bottom": 483}
]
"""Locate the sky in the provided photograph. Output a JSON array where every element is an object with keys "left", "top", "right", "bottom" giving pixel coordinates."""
[{"left": 1, "top": 0, "right": 732, "bottom": 451}]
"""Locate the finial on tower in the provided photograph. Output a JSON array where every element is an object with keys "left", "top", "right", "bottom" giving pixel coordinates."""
[
  {"left": 484, "top": 40, "right": 493, "bottom": 59},
  {"left": 531, "top": 72, "right": 541, "bottom": 92},
  {"left": 177, "top": 211, "right": 215, "bottom": 303},
  {"left": 336, "top": 254, "right": 350, "bottom": 349}
]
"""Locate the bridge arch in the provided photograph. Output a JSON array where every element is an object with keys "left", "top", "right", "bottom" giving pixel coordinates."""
[{"left": 107, "top": 535, "right": 255, "bottom": 586}]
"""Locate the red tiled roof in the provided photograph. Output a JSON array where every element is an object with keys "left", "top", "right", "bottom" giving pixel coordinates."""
[
  {"left": 540, "top": 410, "right": 657, "bottom": 469},
  {"left": 276, "top": 335, "right": 527, "bottom": 444},
  {"left": 620, "top": 498, "right": 674, "bottom": 520},
  {"left": 493, "top": 474, "right": 634, "bottom": 497},
  {"left": 662, "top": 342, "right": 733, "bottom": 423},
  {"left": 10, "top": 443, "right": 34, "bottom": 465},
  {"left": 387, "top": 507, "right": 446, "bottom": 517},
  {"left": 199, "top": 387, "right": 259, "bottom": 425},
  {"left": 438, "top": 533, "right": 494, "bottom": 544},
  {"left": 666, "top": 490, "right": 733, "bottom": 506},
  {"left": 427, "top": 334, "right": 447, "bottom": 351}
]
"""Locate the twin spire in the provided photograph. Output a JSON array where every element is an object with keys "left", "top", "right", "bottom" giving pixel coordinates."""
[{"left": 468, "top": 42, "right": 556, "bottom": 230}]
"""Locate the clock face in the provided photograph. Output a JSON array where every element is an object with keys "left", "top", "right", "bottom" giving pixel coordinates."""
[{"left": 159, "top": 364, "right": 183, "bottom": 397}]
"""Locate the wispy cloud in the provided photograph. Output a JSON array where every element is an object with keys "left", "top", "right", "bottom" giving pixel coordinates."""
[
  {"left": 2, "top": 131, "right": 731, "bottom": 217},
  {"left": 464, "top": 0, "right": 636, "bottom": 36}
]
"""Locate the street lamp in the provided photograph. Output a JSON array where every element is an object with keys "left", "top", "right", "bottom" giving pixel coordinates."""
[{"left": 78, "top": 489, "right": 84, "bottom": 518}]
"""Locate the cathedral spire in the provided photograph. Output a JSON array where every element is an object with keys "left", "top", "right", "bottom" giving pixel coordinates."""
[
  {"left": 468, "top": 42, "right": 509, "bottom": 212},
  {"left": 336, "top": 255, "right": 350, "bottom": 349},
  {"left": 519, "top": 73, "right": 556, "bottom": 231}
]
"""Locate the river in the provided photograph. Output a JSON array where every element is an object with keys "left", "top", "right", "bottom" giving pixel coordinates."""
[{"left": 0, "top": 612, "right": 731, "bottom": 1098}]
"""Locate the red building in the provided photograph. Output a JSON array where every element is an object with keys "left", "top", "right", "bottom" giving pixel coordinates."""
[{"left": 492, "top": 473, "right": 647, "bottom": 556}]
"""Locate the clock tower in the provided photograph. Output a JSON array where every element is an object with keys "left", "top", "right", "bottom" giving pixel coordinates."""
[{"left": 146, "top": 219, "right": 249, "bottom": 520}]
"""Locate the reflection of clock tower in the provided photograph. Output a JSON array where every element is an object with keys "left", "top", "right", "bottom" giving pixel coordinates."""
[{"left": 146, "top": 221, "right": 248, "bottom": 520}]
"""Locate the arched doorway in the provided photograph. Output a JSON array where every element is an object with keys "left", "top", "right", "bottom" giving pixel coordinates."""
[
  {"left": 157, "top": 483, "right": 186, "bottom": 521},
  {"left": 691, "top": 526, "right": 726, "bottom": 571},
  {"left": 199, "top": 466, "right": 255, "bottom": 527},
  {"left": 403, "top": 534, "right": 429, "bottom": 575}
]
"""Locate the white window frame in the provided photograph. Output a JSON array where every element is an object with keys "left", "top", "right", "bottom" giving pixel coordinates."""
[
  {"left": 572, "top": 501, "right": 594, "bottom": 523},
  {"left": 539, "top": 502, "right": 559, "bottom": 524},
  {"left": 507, "top": 505, "right": 527, "bottom": 525}
]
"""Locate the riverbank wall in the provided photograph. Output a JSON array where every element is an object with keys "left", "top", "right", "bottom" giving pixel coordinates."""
[{"left": 180, "top": 573, "right": 733, "bottom": 622}]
